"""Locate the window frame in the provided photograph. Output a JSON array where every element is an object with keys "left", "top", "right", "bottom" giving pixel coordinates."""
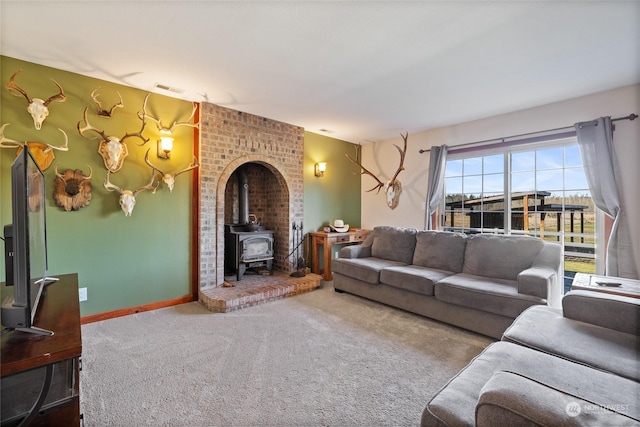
[{"left": 440, "top": 135, "right": 604, "bottom": 277}]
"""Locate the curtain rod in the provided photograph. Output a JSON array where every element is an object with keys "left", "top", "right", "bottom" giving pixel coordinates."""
[{"left": 418, "top": 113, "right": 637, "bottom": 154}]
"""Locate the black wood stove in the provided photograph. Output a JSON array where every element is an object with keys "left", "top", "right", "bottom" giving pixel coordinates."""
[{"left": 224, "top": 224, "right": 274, "bottom": 281}]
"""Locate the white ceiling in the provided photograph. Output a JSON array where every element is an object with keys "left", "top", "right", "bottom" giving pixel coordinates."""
[{"left": 2, "top": 1, "right": 638, "bottom": 143}]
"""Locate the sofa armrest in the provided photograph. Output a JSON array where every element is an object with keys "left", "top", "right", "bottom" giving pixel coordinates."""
[
  {"left": 339, "top": 232, "right": 374, "bottom": 259},
  {"left": 517, "top": 266, "right": 556, "bottom": 300},
  {"left": 339, "top": 244, "right": 371, "bottom": 259},
  {"left": 562, "top": 290, "right": 640, "bottom": 335},
  {"left": 476, "top": 371, "right": 637, "bottom": 426},
  {"left": 518, "top": 241, "right": 562, "bottom": 307}
]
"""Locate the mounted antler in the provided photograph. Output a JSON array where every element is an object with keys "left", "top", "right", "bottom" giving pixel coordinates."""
[
  {"left": 91, "top": 88, "right": 123, "bottom": 118},
  {"left": 144, "top": 149, "right": 199, "bottom": 193},
  {"left": 6, "top": 69, "right": 66, "bottom": 130},
  {"left": 345, "top": 132, "right": 409, "bottom": 209},
  {"left": 384, "top": 132, "right": 408, "bottom": 209},
  {"left": 139, "top": 93, "right": 200, "bottom": 134},
  {"left": 1, "top": 123, "right": 68, "bottom": 170},
  {"left": 345, "top": 152, "right": 386, "bottom": 193},
  {"left": 104, "top": 169, "right": 157, "bottom": 216},
  {"left": 78, "top": 104, "right": 149, "bottom": 172},
  {"left": 0, "top": 123, "right": 22, "bottom": 149}
]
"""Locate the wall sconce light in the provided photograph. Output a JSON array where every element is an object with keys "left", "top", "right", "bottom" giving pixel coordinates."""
[
  {"left": 157, "top": 134, "right": 174, "bottom": 160},
  {"left": 314, "top": 162, "right": 327, "bottom": 177}
]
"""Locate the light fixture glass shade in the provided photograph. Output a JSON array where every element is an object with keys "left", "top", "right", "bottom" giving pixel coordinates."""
[
  {"left": 160, "top": 136, "right": 174, "bottom": 152},
  {"left": 315, "top": 162, "right": 327, "bottom": 177},
  {"left": 158, "top": 136, "right": 174, "bottom": 159}
]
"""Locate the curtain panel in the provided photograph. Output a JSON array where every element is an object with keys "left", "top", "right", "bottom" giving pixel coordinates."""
[
  {"left": 575, "top": 116, "right": 637, "bottom": 279},
  {"left": 424, "top": 145, "right": 448, "bottom": 230}
]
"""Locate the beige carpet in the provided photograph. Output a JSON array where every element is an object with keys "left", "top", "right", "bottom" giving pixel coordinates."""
[{"left": 80, "top": 284, "right": 492, "bottom": 426}]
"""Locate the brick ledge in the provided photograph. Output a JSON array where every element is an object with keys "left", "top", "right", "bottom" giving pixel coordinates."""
[{"left": 199, "top": 272, "right": 322, "bottom": 313}]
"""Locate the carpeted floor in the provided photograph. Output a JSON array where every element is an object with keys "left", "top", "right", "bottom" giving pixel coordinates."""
[{"left": 80, "top": 283, "right": 493, "bottom": 426}]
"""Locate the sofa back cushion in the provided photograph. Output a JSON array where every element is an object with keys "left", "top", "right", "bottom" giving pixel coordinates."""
[
  {"left": 371, "top": 226, "right": 417, "bottom": 264},
  {"left": 463, "top": 234, "right": 544, "bottom": 280},
  {"left": 412, "top": 231, "right": 467, "bottom": 273}
]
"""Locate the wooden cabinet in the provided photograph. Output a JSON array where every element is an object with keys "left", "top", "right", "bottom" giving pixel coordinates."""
[{"left": 1, "top": 274, "right": 82, "bottom": 426}]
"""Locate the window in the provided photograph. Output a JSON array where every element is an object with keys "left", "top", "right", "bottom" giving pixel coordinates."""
[{"left": 442, "top": 137, "right": 598, "bottom": 291}]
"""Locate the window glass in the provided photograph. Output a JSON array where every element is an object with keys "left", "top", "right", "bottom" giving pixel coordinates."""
[
  {"left": 441, "top": 139, "right": 597, "bottom": 292},
  {"left": 483, "top": 154, "right": 504, "bottom": 174},
  {"left": 463, "top": 157, "right": 482, "bottom": 175},
  {"left": 511, "top": 151, "right": 534, "bottom": 172},
  {"left": 536, "top": 147, "right": 564, "bottom": 170}
]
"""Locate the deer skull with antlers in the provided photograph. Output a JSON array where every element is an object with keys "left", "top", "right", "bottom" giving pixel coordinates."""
[
  {"left": 91, "top": 88, "right": 123, "bottom": 118},
  {"left": 346, "top": 132, "right": 408, "bottom": 210},
  {"left": 77, "top": 105, "right": 149, "bottom": 173},
  {"left": 0, "top": 123, "right": 69, "bottom": 171},
  {"left": 138, "top": 93, "right": 200, "bottom": 134},
  {"left": 6, "top": 70, "right": 66, "bottom": 130},
  {"left": 144, "top": 149, "right": 199, "bottom": 193},
  {"left": 103, "top": 170, "right": 158, "bottom": 217}
]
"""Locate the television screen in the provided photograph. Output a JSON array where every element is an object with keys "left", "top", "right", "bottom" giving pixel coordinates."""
[
  {"left": 1, "top": 147, "right": 53, "bottom": 335},
  {"left": 25, "top": 148, "right": 48, "bottom": 320}
]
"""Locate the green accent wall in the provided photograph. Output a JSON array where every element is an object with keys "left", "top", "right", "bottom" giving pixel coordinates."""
[
  {"left": 1, "top": 56, "right": 195, "bottom": 316},
  {"left": 303, "top": 132, "right": 361, "bottom": 260},
  {"left": 1, "top": 56, "right": 362, "bottom": 317}
]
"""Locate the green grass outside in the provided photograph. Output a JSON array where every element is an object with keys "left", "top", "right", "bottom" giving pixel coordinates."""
[{"left": 564, "top": 258, "right": 595, "bottom": 274}]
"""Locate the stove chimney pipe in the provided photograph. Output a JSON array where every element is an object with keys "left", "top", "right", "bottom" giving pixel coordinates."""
[{"left": 238, "top": 166, "right": 249, "bottom": 225}]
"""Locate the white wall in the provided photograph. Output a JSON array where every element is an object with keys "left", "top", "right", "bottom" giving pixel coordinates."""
[{"left": 361, "top": 84, "right": 639, "bottom": 272}]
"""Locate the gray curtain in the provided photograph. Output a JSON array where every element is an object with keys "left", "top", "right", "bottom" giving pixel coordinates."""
[
  {"left": 575, "top": 117, "right": 637, "bottom": 278},
  {"left": 424, "top": 145, "right": 448, "bottom": 230}
]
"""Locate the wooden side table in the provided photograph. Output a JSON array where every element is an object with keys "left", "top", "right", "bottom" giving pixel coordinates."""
[
  {"left": 310, "top": 229, "right": 372, "bottom": 281},
  {"left": 571, "top": 272, "right": 640, "bottom": 299}
]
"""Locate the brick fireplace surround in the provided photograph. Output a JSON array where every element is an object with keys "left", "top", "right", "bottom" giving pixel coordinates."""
[{"left": 198, "top": 102, "right": 318, "bottom": 309}]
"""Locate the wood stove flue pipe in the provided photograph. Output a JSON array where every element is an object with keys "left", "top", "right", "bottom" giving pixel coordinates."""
[{"left": 238, "top": 166, "right": 250, "bottom": 225}]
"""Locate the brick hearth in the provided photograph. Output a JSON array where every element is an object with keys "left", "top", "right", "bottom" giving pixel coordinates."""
[{"left": 199, "top": 271, "right": 322, "bottom": 313}]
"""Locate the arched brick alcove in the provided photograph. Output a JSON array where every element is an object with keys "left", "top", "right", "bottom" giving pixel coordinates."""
[{"left": 198, "top": 102, "right": 304, "bottom": 289}]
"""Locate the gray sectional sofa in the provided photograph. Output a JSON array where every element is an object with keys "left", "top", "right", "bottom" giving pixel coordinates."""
[
  {"left": 422, "top": 290, "right": 640, "bottom": 426},
  {"left": 332, "top": 226, "right": 562, "bottom": 339}
]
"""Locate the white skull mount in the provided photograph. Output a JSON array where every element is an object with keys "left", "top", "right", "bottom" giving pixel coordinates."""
[
  {"left": 103, "top": 170, "right": 157, "bottom": 216},
  {"left": 6, "top": 70, "right": 66, "bottom": 130},
  {"left": 77, "top": 106, "right": 148, "bottom": 173},
  {"left": 385, "top": 180, "right": 402, "bottom": 210},
  {"left": 144, "top": 149, "right": 200, "bottom": 193},
  {"left": 99, "top": 136, "right": 129, "bottom": 172}
]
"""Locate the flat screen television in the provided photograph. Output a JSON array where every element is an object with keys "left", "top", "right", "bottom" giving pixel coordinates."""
[{"left": 1, "top": 147, "right": 56, "bottom": 336}]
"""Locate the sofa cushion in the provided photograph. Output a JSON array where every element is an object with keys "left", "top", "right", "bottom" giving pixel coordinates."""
[
  {"left": 380, "top": 265, "right": 453, "bottom": 296},
  {"left": 562, "top": 290, "right": 640, "bottom": 336},
  {"left": 435, "top": 273, "right": 545, "bottom": 318},
  {"left": 463, "top": 234, "right": 544, "bottom": 281},
  {"left": 371, "top": 226, "right": 417, "bottom": 264},
  {"left": 423, "top": 341, "right": 640, "bottom": 427},
  {"left": 502, "top": 305, "right": 640, "bottom": 381},
  {"left": 476, "top": 370, "right": 637, "bottom": 426},
  {"left": 412, "top": 230, "right": 467, "bottom": 273},
  {"left": 331, "top": 257, "right": 407, "bottom": 285}
]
